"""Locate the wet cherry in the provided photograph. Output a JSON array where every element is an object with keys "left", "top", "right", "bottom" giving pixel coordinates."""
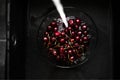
[
  {"left": 43, "top": 37, "right": 48, "bottom": 42},
  {"left": 75, "top": 18, "right": 81, "bottom": 25},
  {"left": 54, "top": 27, "right": 58, "bottom": 32},
  {"left": 51, "top": 21, "right": 57, "bottom": 27},
  {"left": 81, "top": 25, "right": 87, "bottom": 30},
  {"left": 68, "top": 49, "right": 72, "bottom": 54},
  {"left": 68, "top": 19, "right": 74, "bottom": 26},
  {"left": 54, "top": 32, "right": 60, "bottom": 37}
]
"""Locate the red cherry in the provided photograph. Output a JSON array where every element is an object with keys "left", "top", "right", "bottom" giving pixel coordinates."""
[
  {"left": 77, "top": 31, "right": 82, "bottom": 36},
  {"left": 75, "top": 36, "right": 80, "bottom": 41},
  {"left": 81, "top": 44, "right": 85, "bottom": 48},
  {"left": 71, "top": 31, "right": 75, "bottom": 36},
  {"left": 70, "top": 56, "right": 74, "bottom": 60},
  {"left": 67, "top": 45, "right": 71, "bottom": 48},
  {"left": 60, "top": 38, "right": 65, "bottom": 43},
  {"left": 43, "top": 37, "right": 48, "bottom": 42},
  {"left": 49, "top": 48, "right": 53, "bottom": 52},
  {"left": 75, "top": 18, "right": 81, "bottom": 25},
  {"left": 64, "top": 50, "right": 68, "bottom": 54},
  {"left": 56, "top": 55, "right": 60, "bottom": 60},
  {"left": 83, "top": 31, "right": 88, "bottom": 36},
  {"left": 68, "top": 26, "right": 72, "bottom": 30},
  {"left": 52, "top": 50, "right": 57, "bottom": 56},
  {"left": 81, "top": 25, "right": 87, "bottom": 30},
  {"left": 73, "top": 49, "right": 76, "bottom": 54},
  {"left": 60, "top": 47, "right": 64, "bottom": 54},
  {"left": 70, "top": 38, "right": 74, "bottom": 42},
  {"left": 51, "top": 37, "right": 56, "bottom": 42},
  {"left": 45, "top": 31, "right": 49, "bottom": 35},
  {"left": 54, "top": 27, "right": 58, "bottom": 32},
  {"left": 68, "top": 19, "right": 74, "bottom": 26},
  {"left": 47, "top": 26, "right": 52, "bottom": 30},
  {"left": 83, "top": 36, "right": 88, "bottom": 41},
  {"left": 51, "top": 21, "right": 57, "bottom": 27},
  {"left": 64, "top": 28, "right": 68, "bottom": 33},
  {"left": 54, "top": 32, "right": 60, "bottom": 37},
  {"left": 68, "top": 49, "right": 72, "bottom": 54},
  {"left": 79, "top": 38, "right": 83, "bottom": 43},
  {"left": 74, "top": 43, "right": 79, "bottom": 47},
  {"left": 61, "top": 31, "right": 65, "bottom": 36},
  {"left": 75, "top": 25, "right": 79, "bottom": 29}
]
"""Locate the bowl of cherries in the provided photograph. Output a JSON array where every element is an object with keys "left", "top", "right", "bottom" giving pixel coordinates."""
[{"left": 38, "top": 7, "right": 97, "bottom": 68}]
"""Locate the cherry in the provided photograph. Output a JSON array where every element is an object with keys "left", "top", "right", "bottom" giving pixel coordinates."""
[
  {"left": 75, "top": 18, "right": 81, "bottom": 25},
  {"left": 54, "top": 32, "right": 60, "bottom": 37},
  {"left": 49, "top": 48, "right": 53, "bottom": 52},
  {"left": 75, "top": 36, "right": 80, "bottom": 41},
  {"left": 52, "top": 50, "right": 57, "bottom": 56},
  {"left": 75, "top": 25, "right": 79, "bottom": 29},
  {"left": 73, "top": 49, "right": 76, "bottom": 54},
  {"left": 43, "top": 37, "right": 48, "bottom": 42},
  {"left": 54, "top": 27, "right": 58, "bottom": 32},
  {"left": 64, "top": 50, "right": 68, "bottom": 54},
  {"left": 56, "top": 55, "right": 60, "bottom": 60},
  {"left": 61, "top": 31, "right": 65, "bottom": 36},
  {"left": 83, "top": 31, "right": 88, "bottom": 36},
  {"left": 79, "top": 38, "right": 83, "bottom": 43},
  {"left": 68, "top": 19, "right": 74, "bottom": 26},
  {"left": 70, "top": 56, "right": 74, "bottom": 61},
  {"left": 70, "top": 38, "right": 74, "bottom": 42},
  {"left": 68, "top": 49, "right": 72, "bottom": 54},
  {"left": 60, "top": 47, "right": 64, "bottom": 54},
  {"left": 81, "top": 25, "right": 87, "bottom": 30},
  {"left": 51, "top": 37, "right": 56, "bottom": 42},
  {"left": 68, "top": 26, "right": 72, "bottom": 31},
  {"left": 51, "top": 21, "right": 57, "bottom": 27},
  {"left": 77, "top": 31, "right": 82, "bottom": 36},
  {"left": 60, "top": 38, "right": 65, "bottom": 43},
  {"left": 45, "top": 31, "right": 49, "bottom": 35},
  {"left": 74, "top": 43, "right": 79, "bottom": 47},
  {"left": 83, "top": 36, "right": 88, "bottom": 41},
  {"left": 71, "top": 31, "right": 75, "bottom": 36},
  {"left": 47, "top": 25, "right": 52, "bottom": 31},
  {"left": 64, "top": 28, "right": 68, "bottom": 33}
]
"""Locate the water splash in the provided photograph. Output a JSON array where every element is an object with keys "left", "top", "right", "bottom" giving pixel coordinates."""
[{"left": 52, "top": 0, "right": 68, "bottom": 27}]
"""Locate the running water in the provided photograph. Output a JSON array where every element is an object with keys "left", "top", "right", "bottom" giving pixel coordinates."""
[{"left": 52, "top": 0, "right": 68, "bottom": 27}]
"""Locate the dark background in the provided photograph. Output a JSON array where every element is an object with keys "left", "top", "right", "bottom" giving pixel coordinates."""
[
  {"left": 0, "top": 0, "right": 116, "bottom": 79},
  {"left": 0, "top": 0, "right": 6, "bottom": 79}
]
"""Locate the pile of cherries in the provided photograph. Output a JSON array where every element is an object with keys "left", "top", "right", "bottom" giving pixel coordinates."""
[{"left": 43, "top": 17, "right": 91, "bottom": 66}]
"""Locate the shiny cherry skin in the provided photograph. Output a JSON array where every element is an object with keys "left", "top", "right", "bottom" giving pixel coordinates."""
[
  {"left": 81, "top": 25, "right": 87, "bottom": 30},
  {"left": 75, "top": 18, "right": 81, "bottom": 25},
  {"left": 43, "top": 37, "right": 48, "bottom": 42},
  {"left": 51, "top": 21, "right": 57, "bottom": 27},
  {"left": 68, "top": 19, "right": 74, "bottom": 26},
  {"left": 54, "top": 32, "right": 60, "bottom": 37}
]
